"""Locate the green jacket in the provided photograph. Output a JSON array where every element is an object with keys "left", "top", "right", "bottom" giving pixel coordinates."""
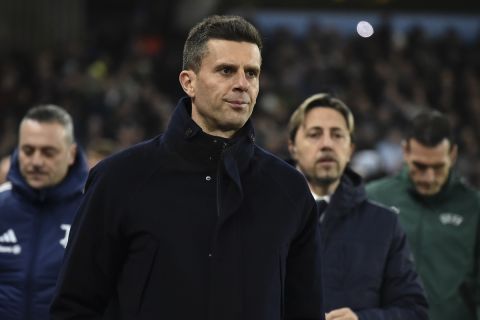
[{"left": 367, "top": 168, "right": 480, "bottom": 320}]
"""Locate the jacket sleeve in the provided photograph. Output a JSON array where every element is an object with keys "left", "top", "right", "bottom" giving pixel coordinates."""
[
  {"left": 456, "top": 194, "right": 480, "bottom": 320},
  {"left": 285, "top": 197, "right": 325, "bottom": 320},
  {"left": 50, "top": 165, "right": 125, "bottom": 319},
  {"left": 355, "top": 217, "right": 429, "bottom": 320}
]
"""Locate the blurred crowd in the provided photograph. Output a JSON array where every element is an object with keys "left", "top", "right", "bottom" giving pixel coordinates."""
[{"left": 1, "top": 13, "right": 480, "bottom": 186}]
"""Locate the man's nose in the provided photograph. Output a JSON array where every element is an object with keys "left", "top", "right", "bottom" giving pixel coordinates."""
[
  {"left": 233, "top": 72, "right": 249, "bottom": 91},
  {"left": 319, "top": 134, "right": 334, "bottom": 148},
  {"left": 421, "top": 167, "right": 435, "bottom": 181},
  {"left": 31, "top": 151, "right": 44, "bottom": 166}
]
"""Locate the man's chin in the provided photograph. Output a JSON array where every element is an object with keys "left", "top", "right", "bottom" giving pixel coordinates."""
[
  {"left": 314, "top": 175, "right": 340, "bottom": 187},
  {"left": 416, "top": 186, "right": 440, "bottom": 197},
  {"left": 26, "top": 179, "right": 49, "bottom": 190}
]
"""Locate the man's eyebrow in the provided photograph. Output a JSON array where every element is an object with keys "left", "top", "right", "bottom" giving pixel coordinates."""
[
  {"left": 305, "top": 125, "right": 346, "bottom": 131},
  {"left": 304, "top": 126, "right": 322, "bottom": 131},
  {"left": 331, "top": 127, "right": 348, "bottom": 132},
  {"left": 214, "top": 63, "right": 260, "bottom": 73},
  {"left": 412, "top": 161, "right": 445, "bottom": 168},
  {"left": 41, "top": 146, "right": 58, "bottom": 151},
  {"left": 214, "top": 63, "right": 236, "bottom": 70}
]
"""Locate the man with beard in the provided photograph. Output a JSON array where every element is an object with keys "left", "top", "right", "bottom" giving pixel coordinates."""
[
  {"left": 367, "top": 110, "right": 480, "bottom": 320},
  {"left": 0, "top": 105, "right": 88, "bottom": 320},
  {"left": 288, "top": 93, "right": 428, "bottom": 320}
]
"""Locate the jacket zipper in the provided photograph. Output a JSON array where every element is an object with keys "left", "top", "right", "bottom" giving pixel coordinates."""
[
  {"left": 417, "top": 202, "right": 432, "bottom": 271},
  {"left": 25, "top": 203, "right": 43, "bottom": 320},
  {"left": 209, "top": 142, "right": 228, "bottom": 261},
  {"left": 216, "top": 161, "right": 222, "bottom": 218},
  {"left": 215, "top": 142, "right": 228, "bottom": 217}
]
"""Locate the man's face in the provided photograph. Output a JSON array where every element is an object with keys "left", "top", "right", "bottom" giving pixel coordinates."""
[
  {"left": 289, "top": 107, "right": 353, "bottom": 190},
  {"left": 180, "top": 39, "right": 261, "bottom": 138},
  {"left": 403, "top": 138, "right": 456, "bottom": 196},
  {"left": 18, "top": 120, "right": 76, "bottom": 189}
]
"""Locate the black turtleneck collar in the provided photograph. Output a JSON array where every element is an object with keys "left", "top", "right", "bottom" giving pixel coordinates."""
[{"left": 162, "top": 97, "right": 256, "bottom": 173}]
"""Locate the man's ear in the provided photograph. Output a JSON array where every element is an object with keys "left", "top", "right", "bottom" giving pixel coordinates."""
[
  {"left": 68, "top": 143, "right": 77, "bottom": 166},
  {"left": 401, "top": 139, "right": 408, "bottom": 153},
  {"left": 401, "top": 139, "right": 410, "bottom": 162},
  {"left": 288, "top": 139, "right": 297, "bottom": 161},
  {"left": 349, "top": 143, "right": 356, "bottom": 160},
  {"left": 450, "top": 144, "right": 458, "bottom": 164},
  {"left": 179, "top": 70, "right": 196, "bottom": 97}
]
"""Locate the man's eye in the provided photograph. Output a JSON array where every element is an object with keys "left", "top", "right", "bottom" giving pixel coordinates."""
[
  {"left": 414, "top": 163, "right": 428, "bottom": 171},
  {"left": 221, "top": 68, "right": 232, "bottom": 74},
  {"left": 246, "top": 70, "right": 258, "bottom": 78},
  {"left": 432, "top": 164, "right": 446, "bottom": 171},
  {"left": 22, "top": 147, "right": 33, "bottom": 156},
  {"left": 42, "top": 149, "right": 58, "bottom": 158}
]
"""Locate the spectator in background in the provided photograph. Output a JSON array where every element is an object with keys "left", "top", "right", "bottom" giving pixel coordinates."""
[
  {"left": 0, "top": 105, "right": 88, "bottom": 320},
  {"left": 2, "top": 15, "right": 480, "bottom": 186},
  {"left": 50, "top": 15, "right": 324, "bottom": 320},
  {"left": 85, "top": 138, "right": 118, "bottom": 169},
  {"left": 367, "top": 110, "right": 480, "bottom": 320},
  {"left": 288, "top": 93, "right": 428, "bottom": 320}
]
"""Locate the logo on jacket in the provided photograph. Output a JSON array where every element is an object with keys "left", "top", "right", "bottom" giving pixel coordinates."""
[
  {"left": 439, "top": 213, "right": 463, "bottom": 226},
  {"left": 0, "top": 228, "right": 21, "bottom": 255},
  {"left": 59, "top": 224, "right": 71, "bottom": 248},
  {"left": 390, "top": 206, "right": 400, "bottom": 214}
]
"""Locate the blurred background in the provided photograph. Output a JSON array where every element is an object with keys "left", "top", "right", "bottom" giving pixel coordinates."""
[{"left": 0, "top": 0, "right": 479, "bottom": 184}]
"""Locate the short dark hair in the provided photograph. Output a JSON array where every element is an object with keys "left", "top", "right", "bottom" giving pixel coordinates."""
[
  {"left": 22, "top": 104, "right": 75, "bottom": 144},
  {"left": 288, "top": 93, "right": 355, "bottom": 143},
  {"left": 406, "top": 110, "right": 454, "bottom": 149},
  {"left": 182, "top": 15, "right": 263, "bottom": 72}
]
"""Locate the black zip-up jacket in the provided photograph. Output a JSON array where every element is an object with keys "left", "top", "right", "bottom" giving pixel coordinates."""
[
  {"left": 50, "top": 97, "right": 324, "bottom": 320},
  {"left": 320, "top": 167, "right": 428, "bottom": 320}
]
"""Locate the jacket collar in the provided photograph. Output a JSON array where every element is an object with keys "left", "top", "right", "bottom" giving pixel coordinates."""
[
  {"left": 162, "top": 97, "right": 256, "bottom": 222},
  {"left": 400, "top": 165, "right": 457, "bottom": 203},
  {"left": 325, "top": 166, "right": 366, "bottom": 219},
  {"left": 7, "top": 148, "right": 88, "bottom": 204},
  {"left": 163, "top": 97, "right": 255, "bottom": 172}
]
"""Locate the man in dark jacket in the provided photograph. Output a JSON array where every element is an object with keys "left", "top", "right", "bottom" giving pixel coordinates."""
[
  {"left": 288, "top": 93, "right": 428, "bottom": 320},
  {"left": 0, "top": 105, "right": 88, "bottom": 320},
  {"left": 50, "top": 15, "right": 324, "bottom": 320}
]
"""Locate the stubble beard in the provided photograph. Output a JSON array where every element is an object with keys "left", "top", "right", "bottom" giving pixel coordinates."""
[
  {"left": 312, "top": 175, "right": 340, "bottom": 187},
  {"left": 415, "top": 182, "right": 440, "bottom": 196},
  {"left": 307, "top": 166, "right": 341, "bottom": 189}
]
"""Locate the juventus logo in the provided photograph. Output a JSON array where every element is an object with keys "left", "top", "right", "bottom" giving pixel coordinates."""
[{"left": 60, "top": 224, "right": 71, "bottom": 248}]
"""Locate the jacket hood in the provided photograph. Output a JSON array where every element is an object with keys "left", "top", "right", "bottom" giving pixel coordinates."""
[
  {"left": 7, "top": 148, "right": 89, "bottom": 203},
  {"left": 327, "top": 166, "right": 367, "bottom": 218}
]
